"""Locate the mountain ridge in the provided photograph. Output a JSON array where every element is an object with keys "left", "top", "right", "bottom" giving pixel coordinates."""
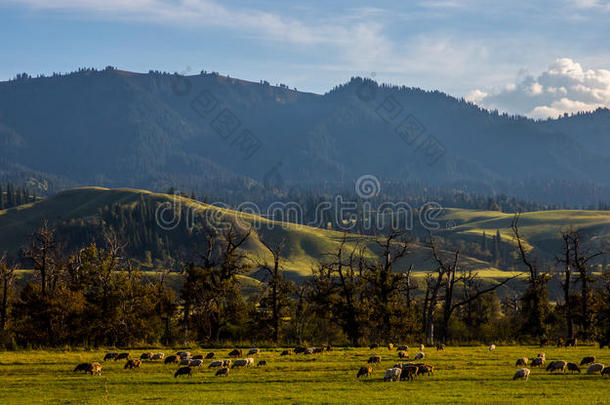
[{"left": 1, "top": 69, "right": 609, "bottom": 205}]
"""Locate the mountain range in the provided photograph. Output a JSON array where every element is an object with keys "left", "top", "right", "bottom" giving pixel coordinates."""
[{"left": 1, "top": 68, "right": 609, "bottom": 205}]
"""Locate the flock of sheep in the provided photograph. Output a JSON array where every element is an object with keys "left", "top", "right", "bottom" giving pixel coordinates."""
[
  {"left": 73, "top": 348, "right": 272, "bottom": 378},
  {"left": 72, "top": 343, "right": 609, "bottom": 384},
  {"left": 485, "top": 344, "right": 610, "bottom": 381},
  {"left": 355, "top": 343, "right": 438, "bottom": 382}
]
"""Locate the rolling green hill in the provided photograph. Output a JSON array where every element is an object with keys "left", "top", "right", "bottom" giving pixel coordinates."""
[{"left": 1, "top": 188, "right": 608, "bottom": 285}]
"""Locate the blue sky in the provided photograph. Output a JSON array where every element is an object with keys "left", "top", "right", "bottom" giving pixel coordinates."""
[{"left": 1, "top": 0, "right": 609, "bottom": 117}]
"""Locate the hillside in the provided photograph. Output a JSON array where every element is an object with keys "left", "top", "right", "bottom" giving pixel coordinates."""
[
  {"left": 1, "top": 188, "right": 608, "bottom": 284},
  {"left": 0, "top": 187, "right": 510, "bottom": 279},
  {"left": 1, "top": 70, "right": 610, "bottom": 205}
]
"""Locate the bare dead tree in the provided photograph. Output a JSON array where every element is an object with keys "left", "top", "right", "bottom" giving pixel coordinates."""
[
  {"left": 259, "top": 236, "right": 288, "bottom": 344},
  {"left": 511, "top": 212, "right": 550, "bottom": 337},
  {"left": 0, "top": 254, "right": 16, "bottom": 330},
  {"left": 430, "top": 235, "right": 518, "bottom": 344},
  {"left": 22, "top": 219, "right": 59, "bottom": 297},
  {"left": 566, "top": 230, "right": 605, "bottom": 339}
]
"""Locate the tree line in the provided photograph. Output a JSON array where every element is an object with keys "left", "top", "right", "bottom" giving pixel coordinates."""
[
  {"left": 0, "top": 214, "right": 608, "bottom": 349},
  {"left": 0, "top": 182, "right": 37, "bottom": 210}
]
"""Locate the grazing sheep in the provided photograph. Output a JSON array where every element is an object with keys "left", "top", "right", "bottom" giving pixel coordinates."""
[
  {"left": 531, "top": 357, "right": 545, "bottom": 367},
  {"left": 414, "top": 352, "right": 425, "bottom": 360},
  {"left": 398, "top": 351, "right": 408, "bottom": 359},
  {"left": 294, "top": 346, "right": 306, "bottom": 354},
  {"left": 601, "top": 366, "right": 610, "bottom": 377},
  {"left": 388, "top": 343, "right": 394, "bottom": 350},
  {"left": 209, "top": 360, "right": 223, "bottom": 368},
  {"left": 228, "top": 349, "right": 242, "bottom": 357},
  {"left": 222, "top": 359, "right": 232, "bottom": 367},
  {"left": 257, "top": 360, "right": 267, "bottom": 366},
  {"left": 516, "top": 357, "right": 528, "bottom": 367},
  {"left": 546, "top": 360, "right": 567, "bottom": 373},
  {"left": 164, "top": 355, "right": 179, "bottom": 364},
  {"left": 216, "top": 367, "right": 229, "bottom": 376},
  {"left": 205, "top": 352, "right": 215, "bottom": 359},
  {"left": 488, "top": 344, "right": 496, "bottom": 351},
  {"left": 368, "top": 355, "right": 381, "bottom": 364},
  {"left": 232, "top": 359, "right": 248, "bottom": 369},
  {"left": 397, "top": 345, "right": 408, "bottom": 351},
  {"left": 189, "top": 359, "right": 203, "bottom": 367},
  {"left": 304, "top": 348, "right": 314, "bottom": 355},
  {"left": 436, "top": 344, "right": 445, "bottom": 351},
  {"left": 580, "top": 356, "right": 595, "bottom": 366},
  {"left": 90, "top": 362, "right": 102, "bottom": 375},
  {"left": 586, "top": 363, "right": 604, "bottom": 374},
  {"left": 357, "top": 366, "right": 373, "bottom": 378},
  {"left": 103, "top": 352, "right": 118, "bottom": 361},
  {"left": 179, "top": 358, "right": 191, "bottom": 366},
  {"left": 247, "top": 348, "right": 260, "bottom": 356},
  {"left": 191, "top": 355, "right": 204, "bottom": 360},
  {"left": 370, "top": 343, "right": 379, "bottom": 350},
  {"left": 513, "top": 368, "right": 530, "bottom": 381},
  {"left": 567, "top": 363, "right": 581, "bottom": 373},
  {"left": 566, "top": 338, "right": 577, "bottom": 347},
  {"left": 74, "top": 363, "right": 92, "bottom": 373},
  {"left": 140, "top": 353, "right": 153, "bottom": 360},
  {"left": 174, "top": 367, "right": 192, "bottom": 378},
  {"left": 176, "top": 351, "right": 191, "bottom": 359},
  {"left": 115, "top": 353, "right": 129, "bottom": 361},
  {"left": 384, "top": 367, "right": 402, "bottom": 382},
  {"left": 151, "top": 353, "right": 165, "bottom": 361},
  {"left": 281, "top": 350, "right": 292, "bottom": 356},
  {"left": 417, "top": 364, "right": 434, "bottom": 376},
  {"left": 124, "top": 359, "right": 141, "bottom": 369},
  {"left": 419, "top": 344, "right": 425, "bottom": 352}
]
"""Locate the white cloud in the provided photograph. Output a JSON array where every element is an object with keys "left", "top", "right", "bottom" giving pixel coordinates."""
[
  {"left": 468, "top": 58, "right": 610, "bottom": 118},
  {"left": 565, "top": 0, "right": 610, "bottom": 11},
  {"left": 3, "top": 0, "right": 383, "bottom": 46}
]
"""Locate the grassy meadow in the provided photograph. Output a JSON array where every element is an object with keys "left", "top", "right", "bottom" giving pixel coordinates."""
[{"left": 0, "top": 345, "right": 608, "bottom": 404}]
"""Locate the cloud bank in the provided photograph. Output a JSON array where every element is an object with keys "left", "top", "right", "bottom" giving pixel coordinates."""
[{"left": 467, "top": 58, "right": 610, "bottom": 119}]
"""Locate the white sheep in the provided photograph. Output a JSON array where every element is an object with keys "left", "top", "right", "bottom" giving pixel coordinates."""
[
  {"left": 384, "top": 367, "right": 402, "bottom": 382},
  {"left": 489, "top": 344, "right": 496, "bottom": 351},
  {"left": 513, "top": 368, "right": 530, "bottom": 381}
]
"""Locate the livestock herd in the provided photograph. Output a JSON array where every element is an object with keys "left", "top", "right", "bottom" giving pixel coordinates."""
[
  {"left": 72, "top": 343, "right": 609, "bottom": 384},
  {"left": 75, "top": 348, "right": 270, "bottom": 378},
  {"left": 509, "top": 349, "right": 610, "bottom": 381}
]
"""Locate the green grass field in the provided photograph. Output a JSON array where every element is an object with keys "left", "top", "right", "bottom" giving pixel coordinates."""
[{"left": 0, "top": 346, "right": 608, "bottom": 404}]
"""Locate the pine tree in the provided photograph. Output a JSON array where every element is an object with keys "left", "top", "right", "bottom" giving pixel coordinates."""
[
  {"left": 493, "top": 230, "right": 501, "bottom": 266},
  {"left": 6, "top": 183, "right": 14, "bottom": 208}
]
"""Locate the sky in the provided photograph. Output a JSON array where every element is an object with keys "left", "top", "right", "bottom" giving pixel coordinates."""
[{"left": 1, "top": 0, "right": 609, "bottom": 118}]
